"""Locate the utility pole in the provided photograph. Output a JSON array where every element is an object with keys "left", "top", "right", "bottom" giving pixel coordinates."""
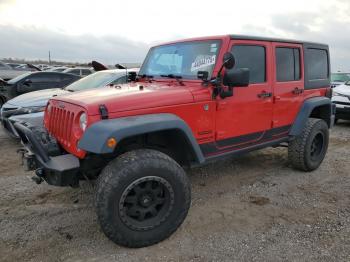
[{"left": 48, "top": 51, "right": 51, "bottom": 65}]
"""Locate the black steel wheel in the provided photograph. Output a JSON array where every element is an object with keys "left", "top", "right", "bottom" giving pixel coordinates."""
[
  {"left": 310, "top": 132, "right": 324, "bottom": 162},
  {"left": 95, "top": 149, "right": 191, "bottom": 248},
  {"left": 289, "top": 118, "right": 329, "bottom": 171},
  {"left": 119, "top": 176, "right": 175, "bottom": 231}
]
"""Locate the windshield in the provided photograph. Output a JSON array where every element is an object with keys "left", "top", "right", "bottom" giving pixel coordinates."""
[
  {"left": 7, "top": 72, "right": 32, "bottom": 84},
  {"left": 331, "top": 73, "right": 350, "bottom": 82},
  {"left": 65, "top": 71, "right": 125, "bottom": 91},
  {"left": 139, "top": 40, "right": 221, "bottom": 80}
]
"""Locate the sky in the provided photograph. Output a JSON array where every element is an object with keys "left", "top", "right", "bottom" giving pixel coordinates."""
[{"left": 0, "top": 0, "right": 349, "bottom": 70}]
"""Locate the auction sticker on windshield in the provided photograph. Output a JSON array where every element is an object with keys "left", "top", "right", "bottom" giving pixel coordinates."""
[{"left": 191, "top": 55, "right": 216, "bottom": 72}]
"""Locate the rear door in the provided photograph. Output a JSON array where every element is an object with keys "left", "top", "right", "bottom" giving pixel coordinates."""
[
  {"left": 272, "top": 42, "right": 304, "bottom": 128},
  {"left": 214, "top": 40, "right": 274, "bottom": 149}
]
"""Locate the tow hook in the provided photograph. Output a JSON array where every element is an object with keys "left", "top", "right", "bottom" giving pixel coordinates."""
[
  {"left": 17, "top": 148, "right": 36, "bottom": 171},
  {"left": 32, "top": 168, "right": 44, "bottom": 185}
]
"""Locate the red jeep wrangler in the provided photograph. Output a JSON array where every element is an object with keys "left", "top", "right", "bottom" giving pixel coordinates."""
[{"left": 14, "top": 35, "right": 335, "bottom": 248}]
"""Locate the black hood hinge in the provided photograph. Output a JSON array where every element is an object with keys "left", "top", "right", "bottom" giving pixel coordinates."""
[{"left": 99, "top": 104, "right": 109, "bottom": 120}]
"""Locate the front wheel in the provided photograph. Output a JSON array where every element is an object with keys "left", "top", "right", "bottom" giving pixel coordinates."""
[
  {"left": 288, "top": 118, "right": 329, "bottom": 171},
  {"left": 95, "top": 149, "right": 191, "bottom": 248}
]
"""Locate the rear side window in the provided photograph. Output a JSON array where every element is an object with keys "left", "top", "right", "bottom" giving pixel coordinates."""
[
  {"left": 27, "top": 73, "right": 57, "bottom": 82},
  {"left": 69, "top": 69, "right": 81, "bottom": 75},
  {"left": 276, "top": 47, "right": 301, "bottom": 82},
  {"left": 304, "top": 45, "right": 330, "bottom": 89},
  {"left": 82, "top": 69, "right": 91, "bottom": 75},
  {"left": 306, "top": 49, "right": 328, "bottom": 80},
  {"left": 60, "top": 74, "right": 76, "bottom": 81},
  {"left": 230, "top": 45, "right": 266, "bottom": 84}
]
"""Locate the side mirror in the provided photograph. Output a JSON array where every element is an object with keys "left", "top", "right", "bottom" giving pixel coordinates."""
[
  {"left": 197, "top": 71, "right": 209, "bottom": 81},
  {"left": 223, "top": 68, "right": 250, "bottom": 87},
  {"left": 222, "top": 52, "right": 235, "bottom": 69}
]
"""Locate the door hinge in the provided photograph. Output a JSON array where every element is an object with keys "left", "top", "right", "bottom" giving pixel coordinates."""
[
  {"left": 273, "top": 96, "right": 281, "bottom": 103},
  {"left": 271, "top": 120, "right": 279, "bottom": 128}
]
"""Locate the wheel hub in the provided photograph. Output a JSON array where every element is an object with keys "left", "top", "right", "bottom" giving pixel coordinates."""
[
  {"left": 139, "top": 194, "right": 153, "bottom": 207},
  {"left": 119, "top": 176, "right": 175, "bottom": 231}
]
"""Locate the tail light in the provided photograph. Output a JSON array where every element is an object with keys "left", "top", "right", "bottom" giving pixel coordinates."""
[{"left": 325, "top": 87, "right": 333, "bottom": 98}]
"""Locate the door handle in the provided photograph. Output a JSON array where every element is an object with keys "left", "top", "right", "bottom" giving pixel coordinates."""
[
  {"left": 257, "top": 91, "right": 272, "bottom": 98},
  {"left": 292, "top": 87, "right": 304, "bottom": 95}
]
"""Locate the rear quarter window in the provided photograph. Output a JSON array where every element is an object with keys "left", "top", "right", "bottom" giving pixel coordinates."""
[{"left": 304, "top": 45, "right": 330, "bottom": 89}]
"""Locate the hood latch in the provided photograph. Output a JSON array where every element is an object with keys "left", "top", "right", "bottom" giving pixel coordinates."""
[{"left": 99, "top": 104, "right": 109, "bottom": 120}]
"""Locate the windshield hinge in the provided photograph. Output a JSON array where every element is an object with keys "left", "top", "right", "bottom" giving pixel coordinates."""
[{"left": 99, "top": 104, "right": 109, "bottom": 120}]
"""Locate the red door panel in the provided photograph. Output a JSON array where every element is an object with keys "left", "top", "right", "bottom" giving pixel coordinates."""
[
  {"left": 215, "top": 40, "right": 274, "bottom": 143},
  {"left": 272, "top": 42, "right": 305, "bottom": 128}
]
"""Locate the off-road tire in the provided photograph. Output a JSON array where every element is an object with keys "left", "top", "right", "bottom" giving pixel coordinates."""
[
  {"left": 288, "top": 118, "right": 329, "bottom": 171},
  {"left": 95, "top": 149, "right": 191, "bottom": 248}
]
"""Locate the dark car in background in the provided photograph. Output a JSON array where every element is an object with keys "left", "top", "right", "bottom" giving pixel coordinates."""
[{"left": 2, "top": 71, "right": 80, "bottom": 100}]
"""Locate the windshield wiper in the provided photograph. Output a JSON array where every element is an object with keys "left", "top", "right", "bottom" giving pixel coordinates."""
[{"left": 160, "top": 74, "right": 184, "bottom": 86}]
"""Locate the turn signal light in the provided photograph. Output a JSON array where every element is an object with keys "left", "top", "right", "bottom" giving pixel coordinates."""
[{"left": 107, "top": 138, "right": 117, "bottom": 148}]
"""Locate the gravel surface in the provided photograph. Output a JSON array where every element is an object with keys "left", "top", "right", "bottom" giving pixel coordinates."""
[{"left": 0, "top": 122, "right": 350, "bottom": 262}]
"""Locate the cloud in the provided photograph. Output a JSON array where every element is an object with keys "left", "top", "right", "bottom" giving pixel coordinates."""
[
  {"left": 0, "top": 24, "right": 150, "bottom": 64},
  {"left": 241, "top": 2, "right": 350, "bottom": 72}
]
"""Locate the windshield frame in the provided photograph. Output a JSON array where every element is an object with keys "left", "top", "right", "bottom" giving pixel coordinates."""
[{"left": 139, "top": 40, "right": 222, "bottom": 81}]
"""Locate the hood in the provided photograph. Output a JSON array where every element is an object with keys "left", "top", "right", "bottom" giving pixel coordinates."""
[
  {"left": 54, "top": 82, "right": 195, "bottom": 115},
  {"left": 333, "top": 84, "right": 350, "bottom": 96},
  {"left": 6, "top": 88, "right": 69, "bottom": 108}
]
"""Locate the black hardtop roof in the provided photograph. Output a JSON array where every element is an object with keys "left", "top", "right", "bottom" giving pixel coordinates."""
[{"left": 230, "top": 34, "right": 328, "bottom": 47}]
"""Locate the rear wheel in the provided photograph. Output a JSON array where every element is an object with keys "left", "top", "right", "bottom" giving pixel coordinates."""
[
  {"left": 95, "top": 149, "right": 191, "bottom": 248},
  {"left": 288, "top": 118, "right": 329, "bottom": 171}
]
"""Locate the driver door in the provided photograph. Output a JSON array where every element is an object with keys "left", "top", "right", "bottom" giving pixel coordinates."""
[{"left": 214, "top": 40, "right": 274, "bottom": 152}]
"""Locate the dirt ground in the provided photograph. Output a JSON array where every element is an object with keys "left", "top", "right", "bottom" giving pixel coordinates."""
[{"left": 0, "top": 122, "right": 350, "bottom": 262}]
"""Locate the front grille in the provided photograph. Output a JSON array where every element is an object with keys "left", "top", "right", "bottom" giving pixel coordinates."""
[
  {"left": 46, "top": 106, "right": 75, "bottom": 146},
  {"left": 2, "top": 107, "right": 18, "bottom": 111},
  {"left": 1, "top": 106, "right": 20, "bottom": 118}
]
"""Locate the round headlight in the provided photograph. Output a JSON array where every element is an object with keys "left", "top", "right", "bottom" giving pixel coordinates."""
[{"left": 79, "top": 113, "right": 87, "bottom": 131}]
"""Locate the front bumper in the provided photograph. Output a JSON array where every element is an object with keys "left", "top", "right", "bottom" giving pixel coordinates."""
[
  {"left": 1, "top": 116, "right": 19, "bottom": 137},
  {"left": 14, "top": 121, "right": 80, "bottom": 187},
  {"left": 335, "top": 105, "right": 350, "bottom": 120}
]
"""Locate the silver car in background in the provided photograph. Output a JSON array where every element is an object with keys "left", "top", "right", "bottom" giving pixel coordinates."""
[
  {"left": 0, "top": 68, "right": 139, "bottom": 137},
  {"left": 331, "top": 72, "right": 350, "bottom": 88},
  {"left": 0, "top": 61, "right": 35, "bottom": 80}
]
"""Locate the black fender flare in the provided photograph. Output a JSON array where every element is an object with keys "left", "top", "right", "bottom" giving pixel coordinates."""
[
  {"left": 289, "top": 97, "right": 334, "bottom": 136},
  {"left": 78, "top": 113, "right": 205, "bottom": 163}
]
